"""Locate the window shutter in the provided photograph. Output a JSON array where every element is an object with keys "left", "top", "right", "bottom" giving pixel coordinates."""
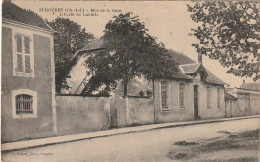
[
  {"left": 25, "top": 55, "right": 31, "bottom": 73},
  {"left": 16, "top": 35, "right": 22, "bottom": 53},
  {"left": 17, "top": 54, "right": 23, "bottom": 72},
  {"left": 24, "top": 36, "right": 30, "bottom": 54}
]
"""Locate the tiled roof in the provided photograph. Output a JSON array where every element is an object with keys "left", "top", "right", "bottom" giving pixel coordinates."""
[
  {"left": 240, "top": 82, "right": 260, "bottom": 91},
  {"left": 2, "top": 1, "right": 52, "bottom": 30}
]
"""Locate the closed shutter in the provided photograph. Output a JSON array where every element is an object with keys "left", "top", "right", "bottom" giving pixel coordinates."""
[
  {"left": 14, "top": 33, "right": 33, "bottom": 76},
  {"left": 16, "top": 35, "right": 23, "bottom": 72},
  {"left": 24, "top": 36, "right": 30, "bottom": 54},
  {"left": 16, "top": 35, "right": 22, "bottom": 53},
  {"left": 24, "top": 36, "right": 31, "bottom": 73},
  {"left": 25, "top": 56, "right": 31, "bottom": 73},
  {"left": 17, "top": 54, "right": 23, "bottom": 72}
]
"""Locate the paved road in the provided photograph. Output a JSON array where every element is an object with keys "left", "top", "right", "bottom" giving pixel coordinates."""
[{"left": 2, "top": 118, "right": 259, "bottom": 162}]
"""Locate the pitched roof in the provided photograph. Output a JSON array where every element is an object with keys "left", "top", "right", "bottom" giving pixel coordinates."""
[
  {"left": 179, "top": 63, "right": 201, "bottom": 74},
  {"left": 2, "top": 1, "right": 52, "bottom": 30},
  {"left": 171, "top": 51, "right": 228, "bottom": 85},
  {"left": 167, "top": 50, "right": 196, "bottom": 65},
  {"left": 204, "top": 69, "right": 229, "bottom": 85},
  {"left": 240, "top": 82, "right": 260, "bottom": 91},
  {"left": 225, "top": 92, "right": 238, "bottom": 100},
  {"left": 71, "top": 38, "right": 104, "bottom": 61},
  {"left": 79, "top": 38, "right": 104, "bottom": 51}
]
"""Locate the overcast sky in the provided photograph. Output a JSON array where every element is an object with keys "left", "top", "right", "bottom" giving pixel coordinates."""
[{"left": 13, "top": 1, "right": 256, "bottom": 87}]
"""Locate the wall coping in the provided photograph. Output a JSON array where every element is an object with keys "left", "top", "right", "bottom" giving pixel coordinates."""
[
  {"left": 127, "top": 96, "right": 153, "bottom": 99},
  {"left": 56, "top": 94, "right": 111, "bottom": 97}
]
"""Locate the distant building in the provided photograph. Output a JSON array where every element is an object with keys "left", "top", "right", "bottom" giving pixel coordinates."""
[
  {"left": 226, "top": 80, "right": 260, "bottom": 117},
  {"left": 1, "top": 1, "right": 56, "bottom": 142}
]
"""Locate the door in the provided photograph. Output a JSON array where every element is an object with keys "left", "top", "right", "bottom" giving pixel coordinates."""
[
  {"left": 230, "top": 100, "right": 232, "bottom": 117},
  {"left": 194, "top": 85, "right": 199, "bottom": 120},
  {"left": 245, "top": 97, "right": 250, "bottom": 115}
]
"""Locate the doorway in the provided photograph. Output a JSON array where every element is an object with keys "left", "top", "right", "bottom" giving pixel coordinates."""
[{"left": 194, "top": 85, "right": 199, "bottom": 120}]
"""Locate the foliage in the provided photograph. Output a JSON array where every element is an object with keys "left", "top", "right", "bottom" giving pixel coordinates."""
[
  {"left": 85, "top": 12, "right": 179, "bottom": 96},
  {"left": 187, "top": 1, "right": 260, "bottom": 80},
  {"left": 84, "top": 50, "right": 118, "bottom": 95},
  {"left": 47, "top": 18, "right": 94, "bottom": 92}
]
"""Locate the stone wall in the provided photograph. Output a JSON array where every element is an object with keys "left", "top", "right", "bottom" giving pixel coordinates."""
[
  {"left": 126, "top": 97, "right": 154, "bottom": 126},
  {"left": 56, "top": 95, "right": 111, "bottom": 136}
]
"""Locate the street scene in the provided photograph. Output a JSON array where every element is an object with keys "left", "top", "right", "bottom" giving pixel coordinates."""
[
  {"left": 1, "top": 1, "right": 260, "bottom": 161},
  {"left": 2, "top": 118, "right": 259, "bottom": 161}
]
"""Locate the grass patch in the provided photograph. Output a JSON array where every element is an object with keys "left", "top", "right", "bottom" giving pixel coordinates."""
[
  {"left": 217, "top": 130, "right": 231, "bottom": 134},
  {"left": 167, "top": 129, "right": 259, "bottom": 161},
  {"left": 167, "top": 151, "right": 197, "bottom": 160},
  {"left": 174, "top": 141, "right": 199, "bottom": 146}
]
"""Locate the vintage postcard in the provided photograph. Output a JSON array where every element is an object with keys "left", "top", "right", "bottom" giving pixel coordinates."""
[{"left": 1, "top": 0, "right": 260, "bottom": 161}]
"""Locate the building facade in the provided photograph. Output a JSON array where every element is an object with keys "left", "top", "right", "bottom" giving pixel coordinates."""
[
  {"left": 1, "top": 1, "right": 56, "bottom": 142},
  {"left": 226, "top": 82, "right": 260, "bottom": 117},
  {"left": 153, "top": 56, "right": 227, "bottom": 123}
]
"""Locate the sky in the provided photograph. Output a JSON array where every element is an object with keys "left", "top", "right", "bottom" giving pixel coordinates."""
[{"left": 13, "top": 0, "right": 256, "bottom": 87}]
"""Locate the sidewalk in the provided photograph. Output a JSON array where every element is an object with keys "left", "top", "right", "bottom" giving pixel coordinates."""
[{"left": 2, "top": 115, "right": 259, "bottom": 152}]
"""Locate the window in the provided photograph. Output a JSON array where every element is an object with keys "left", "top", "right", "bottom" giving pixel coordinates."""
[
  {"left": 12, "top": 89, "right": 37, "bottom": 118},
  {"left": 179, "top": 83, "right": 185, "bottom": 108},
  {"left": 16, "top": 94, "right": 33, "bottom": 114},
  {"left": 206, "top": 86, "right": 211, "bottom": 109},
  {"left": 161, "top": 80, "right": 169, "bottom": 111},
  {"left": 217, "top": 88, "right": 221, "bottom": 109},
  {"left": 13, "top": 33, "right": 34, "bottom": 77}
]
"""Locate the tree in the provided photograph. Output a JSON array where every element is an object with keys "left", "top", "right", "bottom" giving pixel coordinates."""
[
  {"left": 187, "top": 1, "right": 260, "bottom": 80},
  {"left": 85, "top": 12, "right": 179, "bottom": 96},
  {"left": 47, "top": 18, "right": 94, "bottom": 93}
]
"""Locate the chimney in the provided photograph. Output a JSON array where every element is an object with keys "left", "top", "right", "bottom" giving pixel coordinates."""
[{"left": 198, "top": 52, "right": 202, "bottom": 64}]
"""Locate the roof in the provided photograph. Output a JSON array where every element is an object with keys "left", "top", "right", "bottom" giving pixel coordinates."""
[
  {"left": 240, "top": 82, "right": 260, "bottom": 91},
  {"left": 2, "top": 1, "right": 52, "bottom": 30},
  {"left": 204, "top": 69, "right": 229, "bottom": 85},
  {"left": 163, "top": 71, "right": 192, "bottom": 80},
  {"left": 79, "top": 38, "right": 104, "bottom": 51},
  {"left": 167, "top": 50, "right": 196, "bottom": 65},
  {"left": 171, "top": 51, "right": 228, "bottom": 85},
  {"left": 225, "top": 92, "right": 238, "bottom": 100},
  {"left": 179, "top": 63, "right": 201, "bottom": 74},
  {"left": 71, "top": 38, "right": 227, "bottom": 85},
  {"left": 71, "top": 38, "right": 104, "bottom": 61}
]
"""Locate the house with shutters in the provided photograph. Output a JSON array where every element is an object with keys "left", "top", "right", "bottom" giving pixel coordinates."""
[{"left": 1, "top": 1, "right": 56, "bottom": 142}]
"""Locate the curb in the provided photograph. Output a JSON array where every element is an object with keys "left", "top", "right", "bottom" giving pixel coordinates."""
[{"left": 2, "top": 115, "right": 260, "bottom": 152}]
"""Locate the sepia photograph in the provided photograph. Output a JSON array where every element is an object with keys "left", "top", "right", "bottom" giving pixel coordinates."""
[{"left": 1, "top": 0, "right": 260, "bottom": 161}]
